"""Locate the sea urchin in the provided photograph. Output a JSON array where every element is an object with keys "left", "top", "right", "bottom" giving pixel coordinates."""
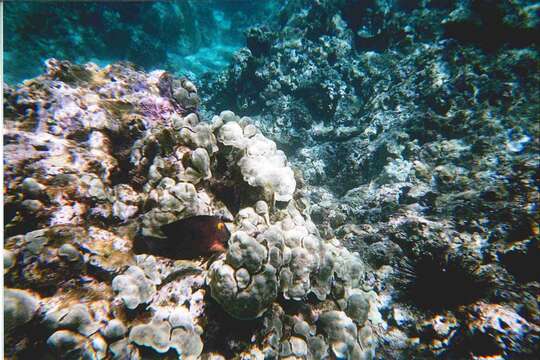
[{"left": 393, "top": 244, "right": 494, "bottom": 310}]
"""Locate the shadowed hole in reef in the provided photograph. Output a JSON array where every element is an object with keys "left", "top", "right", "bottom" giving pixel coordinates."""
[
  {"left": 499, "top": 238, "right": 540, "bottom": 283},
  {"left": 202, "top": 292, "right": 264, "bottom": 356},
  {"left": 392, "top": 246, "right": 493, "bottom": 310},
  {"left": 447, "top": 330, "right": 504, "bottom": 359},
  {"left": 4, "top": 204, "right": 41, "bottom": 238},
  {"left": 207, "top": 145, "right": 265, "bottom": 215},
  {"left": 467, "top": 332, "right": 503, "bottom": 357},
  {"left": 4, "top": 318, "right": 50, "bottom": 360},
  {"left": 4, "top": 202, "right": 19, "bottom": 227}
]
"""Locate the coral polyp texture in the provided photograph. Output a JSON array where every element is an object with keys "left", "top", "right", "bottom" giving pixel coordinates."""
[{"left": 4, "top": 60, "right": 377, "bottom": 359}]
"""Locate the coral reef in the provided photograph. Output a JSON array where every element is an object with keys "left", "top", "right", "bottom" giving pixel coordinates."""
[
  {"left": 4, "top": 60, "right": 378, "bottom": 359},
  {"left": 200, "top": 0, "right": 540, "bottom": 358},
  {"left": 4, "top": 0, "right": 540, "bottom": 358}
]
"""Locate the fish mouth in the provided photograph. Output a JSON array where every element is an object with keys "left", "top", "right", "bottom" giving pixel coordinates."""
[{"left": 209, "top": 242, "right": 227, "bottom": 253}]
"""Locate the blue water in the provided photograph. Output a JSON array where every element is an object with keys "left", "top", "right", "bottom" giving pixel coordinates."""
[{"left": 3, "top": 0, "right": 284, "bottom": 84}]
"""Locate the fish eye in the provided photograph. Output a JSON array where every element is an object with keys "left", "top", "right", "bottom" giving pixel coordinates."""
[{"left": 217, "top": 222, "right": 225, "bottom": 230}]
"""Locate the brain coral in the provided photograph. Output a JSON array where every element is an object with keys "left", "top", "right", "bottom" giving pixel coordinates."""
[{"left": 4, "top": 59, "right": 377, "bottom": 359}]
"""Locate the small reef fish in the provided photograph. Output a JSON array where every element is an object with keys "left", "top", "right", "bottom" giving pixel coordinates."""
[{"left": 136, "top": 215, "right": 230, "bottom": 259}]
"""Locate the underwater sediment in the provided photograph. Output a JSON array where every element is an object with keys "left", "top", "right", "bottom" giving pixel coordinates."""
[{"left": 3, "top": 0, "right": 540, "bottom": 359}]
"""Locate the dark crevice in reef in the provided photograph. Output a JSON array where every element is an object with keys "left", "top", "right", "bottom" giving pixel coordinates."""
[
  {"left": 444, "top": 326, "right": 529, "bottom": 360},
  {"left": 4, "top": 317, "right": 50, "bottom": 360},
  {"left": 108, "top": 124, "right": 151, "bottom": 190},
  {"left": 202, "top": 292, "right": 265, "bottom": 357},
  {"left": 3, "top": 216, "right": 40, "bottom": 239},
  {"left": 443, "top": 0, "right": 540, "bottom": 51},
  {"left": 208, "top": 144, "right": 265, "bottom": 215},
  {"left": 499, "top": 238, "right": 540, "bottom": 283},
  {"left": 4, "top": 195, "right": 48, "bottom": 238},
  {"left": 4, "top": 202, "right": 19, "bottom": 225}
]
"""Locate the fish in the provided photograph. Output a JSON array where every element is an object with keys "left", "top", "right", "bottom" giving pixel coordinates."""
[{"left": 135, "top": 215, "right": 230, "bottom": 259}]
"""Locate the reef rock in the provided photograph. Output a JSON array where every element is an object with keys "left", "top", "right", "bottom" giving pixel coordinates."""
[
  {"left": 202, "top": 1, "right": 540, "bottom": 358},
  {"left": 4, "top": 59, "right": 377, "bottom": 359}
]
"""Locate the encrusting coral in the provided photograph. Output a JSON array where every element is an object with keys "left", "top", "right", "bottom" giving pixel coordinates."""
[{"left": 4, "top": 59, "right": 379, "bottom": 359}]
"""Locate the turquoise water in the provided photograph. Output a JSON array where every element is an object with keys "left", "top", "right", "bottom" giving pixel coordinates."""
[{"left": 4, "top": 0, "right": 283, "bottom": 84}]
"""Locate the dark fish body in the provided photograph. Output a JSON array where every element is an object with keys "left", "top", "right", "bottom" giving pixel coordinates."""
[{"left": 152, "top": 215, "right": 230, "bottom": 259}]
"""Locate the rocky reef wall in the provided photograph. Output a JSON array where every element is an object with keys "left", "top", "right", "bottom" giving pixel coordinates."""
[{"left": 200, "top": 0, "right": 540, "bottom": 358}]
